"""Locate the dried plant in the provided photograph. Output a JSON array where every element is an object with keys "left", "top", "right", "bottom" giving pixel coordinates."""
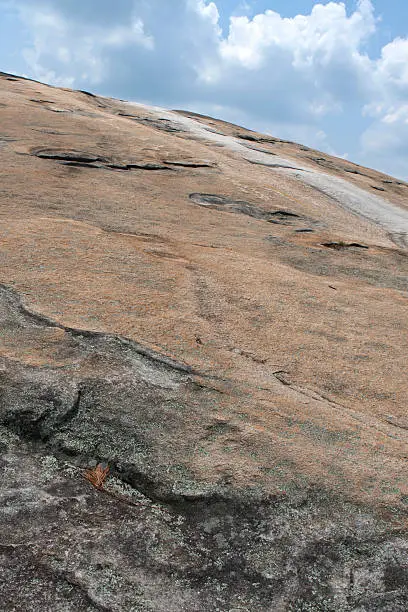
[{"left": 84, "top": 463, "right": 110, "bottom": 489}]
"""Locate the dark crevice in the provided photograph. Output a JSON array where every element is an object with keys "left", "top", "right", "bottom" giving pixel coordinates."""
[
  {"left": 162, "top": 160, "right": 215, "bottom": 168},
  {"left": 30, "top": 148, "right": 178, "bottom": 172},
  {"left": 273, "top": 370, "right": 292, "bottom": 385},
  {"left": 30, "top": 98, "right": 55, "bottom": 104},
  {"left": 321, "top": 242, "right": 369, "bottom": 250},
  {"left": 78, "top": 90, "right": 97, "bottom": 98},
  {"left": 125, "top": 162, "right": 172, "bottom": 171},
  {"left": 246, "top": 159, "right": 306, "bottom": 171},
  {"left": 31, "top": 149, "right": 106, "bottom": 164},
  {"left": 1, "top": 380, "right": 83, "bottom": 444},
  {"left": 268, "top": 210, "right": 301, "bottom": 222},
  {"left": 236, "top": 133, "right": 279, "bottom": 144}
]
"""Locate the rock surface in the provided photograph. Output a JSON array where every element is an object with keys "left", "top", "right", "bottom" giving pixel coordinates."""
[{"left": 0, "top": 71, "right": 407, "bottom": 611}]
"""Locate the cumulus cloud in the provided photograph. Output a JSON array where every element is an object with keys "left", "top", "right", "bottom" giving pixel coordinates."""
[
  {"left": 17, "top": 1, "right": 154, "bottom": 87},
  {"left": 220, "top": 0, "right": 375, "bottom": 70},
  {"left": 2, "top": 0, "right": 408, "bottom": 178}
]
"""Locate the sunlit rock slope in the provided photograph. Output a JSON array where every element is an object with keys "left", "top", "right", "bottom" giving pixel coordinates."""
[{"left": 0, "top": 70, "right": 407, "bottom": 611}]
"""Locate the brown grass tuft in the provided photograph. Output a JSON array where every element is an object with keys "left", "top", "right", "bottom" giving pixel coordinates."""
[{"left": 84, "top": 464, "right": 110, "bottom": 489}]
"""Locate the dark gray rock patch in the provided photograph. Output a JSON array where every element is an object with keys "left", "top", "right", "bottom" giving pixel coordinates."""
[
  {"left": 189, "top": 193, "right": 315, "bottom": 226},
  {"left": 1, "top": 432, "right": 407, "bottom": 612},
  {"left": 344, "top": 168, "right": 371, "bottom": 177},
  {"left": 236, "top": 133, "right": 279, "bottom": 144},
  {"left": 280, "top": 247, "right": 408, "bottom": 291},
  {"left": 309, "top": 156, "right": 330, "bottom": 164},
  {"left": 0, "top": 284, "right": 212, "bottom": 505},
  {"left": 117, "top": 113, "right": 187, "bottom": 134}
]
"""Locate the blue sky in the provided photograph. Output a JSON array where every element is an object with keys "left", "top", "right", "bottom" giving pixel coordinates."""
[{"left": 1, "top": 1, "right": 408, "bottom": 179}]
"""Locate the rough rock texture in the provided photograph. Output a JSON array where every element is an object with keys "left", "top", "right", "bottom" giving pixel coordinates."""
[{"left": 0, "top": 71, "right": 407, "bottom": 611}]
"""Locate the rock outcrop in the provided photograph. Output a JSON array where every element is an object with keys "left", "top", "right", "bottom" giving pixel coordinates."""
[{"left": 0, "top": 71, "right": 407, "bottom": 611}]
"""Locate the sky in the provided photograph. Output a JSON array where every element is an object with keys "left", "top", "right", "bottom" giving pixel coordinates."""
[{"left": 1, "top": 0, "right": 408, "bottom": 179}]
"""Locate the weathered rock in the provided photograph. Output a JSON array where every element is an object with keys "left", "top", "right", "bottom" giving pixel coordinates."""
[
  {"left": 188, "top": 193, "right": 315, "bottom": 226},
  {"left": 0, "top": 70, "right": 407, "bottom": 611}
]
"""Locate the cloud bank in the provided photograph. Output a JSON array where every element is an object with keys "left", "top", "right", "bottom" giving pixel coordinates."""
[{"left": 3, "top": 0, "right": 408, "bottom": 179}]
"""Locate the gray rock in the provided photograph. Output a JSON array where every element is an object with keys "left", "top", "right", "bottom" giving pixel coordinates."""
[{"left": 0, "top": 285, "right": 407, "bottom": 611}]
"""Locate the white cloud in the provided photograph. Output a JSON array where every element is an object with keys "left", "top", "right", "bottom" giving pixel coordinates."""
[
  {"left": 382, "top": 106, "right": 408, "bottom": 125},
  {"left": 103, "top": 21, "right": 154, "bottom": 50},
  {"left": 4, "top": 0, "right": 408, "bottom": 178},
  {"left": 376, "top": 38, "right": 408, "bottom": 90},
  {"left": 220, "top": 0, "right": 375, "bottom": 70},
  {"left": 356, "top": 36, "right": 408, "bottom": 177},
  {"left": 17, "top": 2, "right": 154, "bottom": 85},
  {"left": 194, "top": 0, "right": 220, "bottom": 26}
]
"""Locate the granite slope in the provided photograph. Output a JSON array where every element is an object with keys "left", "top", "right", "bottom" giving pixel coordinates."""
[{"left": 0, "top": 71, "right": 407, "bottom": 611}]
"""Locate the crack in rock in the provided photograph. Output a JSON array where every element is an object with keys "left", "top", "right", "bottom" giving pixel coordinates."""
[
  {"left": 246, "top": 158, "right": 306, "bottom": 171},
  {"left": 321, "top": 242, "right": 369, "bottom": 250},
  {"left": 30, "top": 148, "right": 209, "bottom": 172},
  {"left": 162, "top": 159, "right": 216, "bottom": 168}
]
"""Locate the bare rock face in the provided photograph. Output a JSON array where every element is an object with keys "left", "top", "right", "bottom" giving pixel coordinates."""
[{"left": 0, "top": 71, "right": 408, "bottom": 611}]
